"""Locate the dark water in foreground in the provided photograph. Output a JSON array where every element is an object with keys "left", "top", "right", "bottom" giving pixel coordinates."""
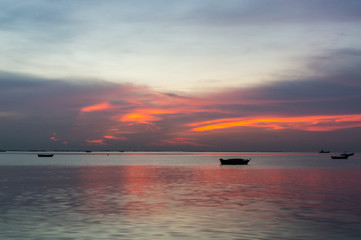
[{"left": 0, "top": 152, "right": 361, "bottom": 239}]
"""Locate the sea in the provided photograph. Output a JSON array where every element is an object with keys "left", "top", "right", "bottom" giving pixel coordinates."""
[{"left": 0, "top": 151, "right": 360, "bottom": 240}]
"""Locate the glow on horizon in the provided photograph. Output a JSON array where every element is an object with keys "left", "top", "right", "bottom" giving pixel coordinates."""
[
  {"left": 151, "top": 138, "right": 207, "bottom": 147},
  {"left": 189, "top": 114, "right": 361, "bottom": 132}
]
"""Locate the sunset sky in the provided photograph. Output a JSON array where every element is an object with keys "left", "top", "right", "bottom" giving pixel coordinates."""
[{"left": 1, "top": 0, "right": 361, "bottom": 151}]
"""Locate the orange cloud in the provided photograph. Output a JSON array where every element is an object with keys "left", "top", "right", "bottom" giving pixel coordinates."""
[
  {"left": 104, "top": 135, "right": 127, "bottom": 141},
  {"left": 81, "top": 102, "right": 111, "bottom": 112},
  {"left": 190, "top": 114, "right": 361, "bottom": 132},
  {"left": 151, "top": 137, "right": 207, "bottom": 147},
  {"left": 120, "top": 109, "right": 176, "bottom": 124},
  {"left": 86, "top": 139, "right": 106, "bottom": 145},
  {"left": 120, "top": 113, "right": 162, "bottom": 124},
  {"left": 50, "top": 133, "right": 61, "bottom": 141}
]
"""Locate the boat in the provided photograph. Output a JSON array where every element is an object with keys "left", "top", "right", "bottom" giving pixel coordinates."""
[
  {"left": 331, "top": 155, "right": 348, "bottom": 159},
  {"left": 219, "top": 158, "right": 251, "bottom": 165},
  {"left": 38, "top": 154, "right": 54, "bottom": 157},
  {"left": 341, "top": 152, "right": 354, "bottom": 157},
  {"left": 319, "top": 149, "right": 330, "bottom": 153}
]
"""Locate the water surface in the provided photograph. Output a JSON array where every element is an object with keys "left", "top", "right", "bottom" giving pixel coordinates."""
[{"left": 0, "top": 152, "right": 360, "bottom": 239}]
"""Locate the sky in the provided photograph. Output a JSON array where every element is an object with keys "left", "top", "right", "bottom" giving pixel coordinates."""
[{"left": 1, "top": 0, "right": 361, "bottom": 151}]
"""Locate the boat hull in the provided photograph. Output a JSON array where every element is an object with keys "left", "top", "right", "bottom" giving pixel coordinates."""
[
  {"left": 219, "top": 158, "right": 250, "bottom": 165},
  {"left": 341, "top": 153, "right": 354, "bottom": 157},
  {"left": 38, "top": 154, "right": 54, "bottom": 157},
  {"left": 331, "top": 155, "right": 348, "bottom": 159}
]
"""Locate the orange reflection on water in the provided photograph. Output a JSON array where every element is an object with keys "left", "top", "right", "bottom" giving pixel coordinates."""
[
  {"left": 75, "top": 165, "right": 361, "bottom": 220},
  {"left": 77, "top": 166, "right": 170, "bottom": 216}
]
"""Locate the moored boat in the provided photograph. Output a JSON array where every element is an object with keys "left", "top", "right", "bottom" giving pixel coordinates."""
[
  {"left": 331, "top": 155, "right": 348, "bottom": 159},
  {"left": 38, "top": 153, "right": 54, "bottom": 157},
  {"left": 319, "top": 149, "right": 330, "bottom": 153},
  {"left": 341, "top": 152, "right": 354, "bottom": 157},
  {"left": 219, "top": 158, "right": 251, "bottom": 165},
  {"left": 331, "top": 152, "right": 354, "bottom": 159}
]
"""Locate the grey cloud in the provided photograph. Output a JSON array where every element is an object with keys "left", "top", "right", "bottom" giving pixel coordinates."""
[
  {"left": 3, "top": 0, "right": 360, "bottom": 30},
  {"left": 191, "top": 0, "right": 361, "bottom": 25},
  {"left": 201, "top": 48, "right": 361, "bottom": 117}
]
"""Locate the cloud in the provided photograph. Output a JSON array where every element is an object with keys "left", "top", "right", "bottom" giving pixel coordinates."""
[
  {"left": 189, "top": 115, "right": 361, "bottom": 132},
  {"left": 0, "top": 48, "right": 361, "bottom": 151},
  {"left": 191, "top": 0, "right": 361, "bottom": 25},
  {"left": 81, "top": 102, "right": 112, "bottom": 112},
  {"left": 150, "top": 137, "right": 208, "bottom": 147}
]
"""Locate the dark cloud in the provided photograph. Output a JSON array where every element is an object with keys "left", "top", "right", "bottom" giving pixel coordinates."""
[{"left": 202, "top": 48, "right": 361, "bottom": 117}]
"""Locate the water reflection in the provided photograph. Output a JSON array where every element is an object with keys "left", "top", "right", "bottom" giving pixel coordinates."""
[{"left": 1, "top": 165, "right": 361, "bottom": 239}]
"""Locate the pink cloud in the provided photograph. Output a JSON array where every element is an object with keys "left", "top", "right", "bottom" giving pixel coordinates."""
[
  {"left": 104, "top": 135, "right": 127, "bottom": 141},
  {"left": 86, "top": 139, "right": 106, "bottom": 145},
  {"left": 81, "top": 102, "right": 112, "bottom": 112},
  {"left": 189, "top": 114, "right": 361, "bottom": 132}
]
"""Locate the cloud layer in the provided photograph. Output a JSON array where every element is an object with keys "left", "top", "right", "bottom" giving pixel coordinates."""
[
  {"left": 1, "top": 1, "right": 361, "bottom": 92},
  {"left": 1, "top": 49, "right": 361, "bottom": 151}
]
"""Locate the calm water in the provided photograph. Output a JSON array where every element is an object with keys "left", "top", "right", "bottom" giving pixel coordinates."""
[{"left": 0, "top": 152, "right": 361, "bottom": 239}]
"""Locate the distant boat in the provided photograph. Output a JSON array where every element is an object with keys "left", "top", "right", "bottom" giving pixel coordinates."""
[
  {"left": 341, "top": 152, "right": 354, "bottom": 157},
  {"left": 38, "top": 154, "right": 54, "bottom": 157},
  {"left": 331, "top": 155, "right": 348, "bottom": 159},
  {"left": 219, "top": 158, "right": 251, "bottom": 165},
  {"left": 319, "top": 149, "right": 330, "bottom": 153},
  {"left": 85, "top": 150, "right": 92, "bottom": 153},
  {"left": 331, "top": 152, "right": 354, "bottom": 159}
]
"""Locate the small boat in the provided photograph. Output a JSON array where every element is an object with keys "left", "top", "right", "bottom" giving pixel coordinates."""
[
  {"left": 219, "top": 158, "right": 251, "bottom": 165},
  {"left": 341, "top": 152, "right": 354, "bottom": 157},
  {"left": 331, "top": 155, "right": 348, "bottom": 159},
  {"left": 319, "top": 149, "right": 330, "bottom": 153},
  {"left": 38, "top": 154, "right": 54, "bottom": 157}
]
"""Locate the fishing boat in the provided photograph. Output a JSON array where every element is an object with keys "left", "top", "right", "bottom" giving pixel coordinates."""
[
  {"left": 219, "top": 158, "right": 251, "bottom": 165},
  {"left": 37, "top": 153, "right": 54, "bottom": 157}
]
